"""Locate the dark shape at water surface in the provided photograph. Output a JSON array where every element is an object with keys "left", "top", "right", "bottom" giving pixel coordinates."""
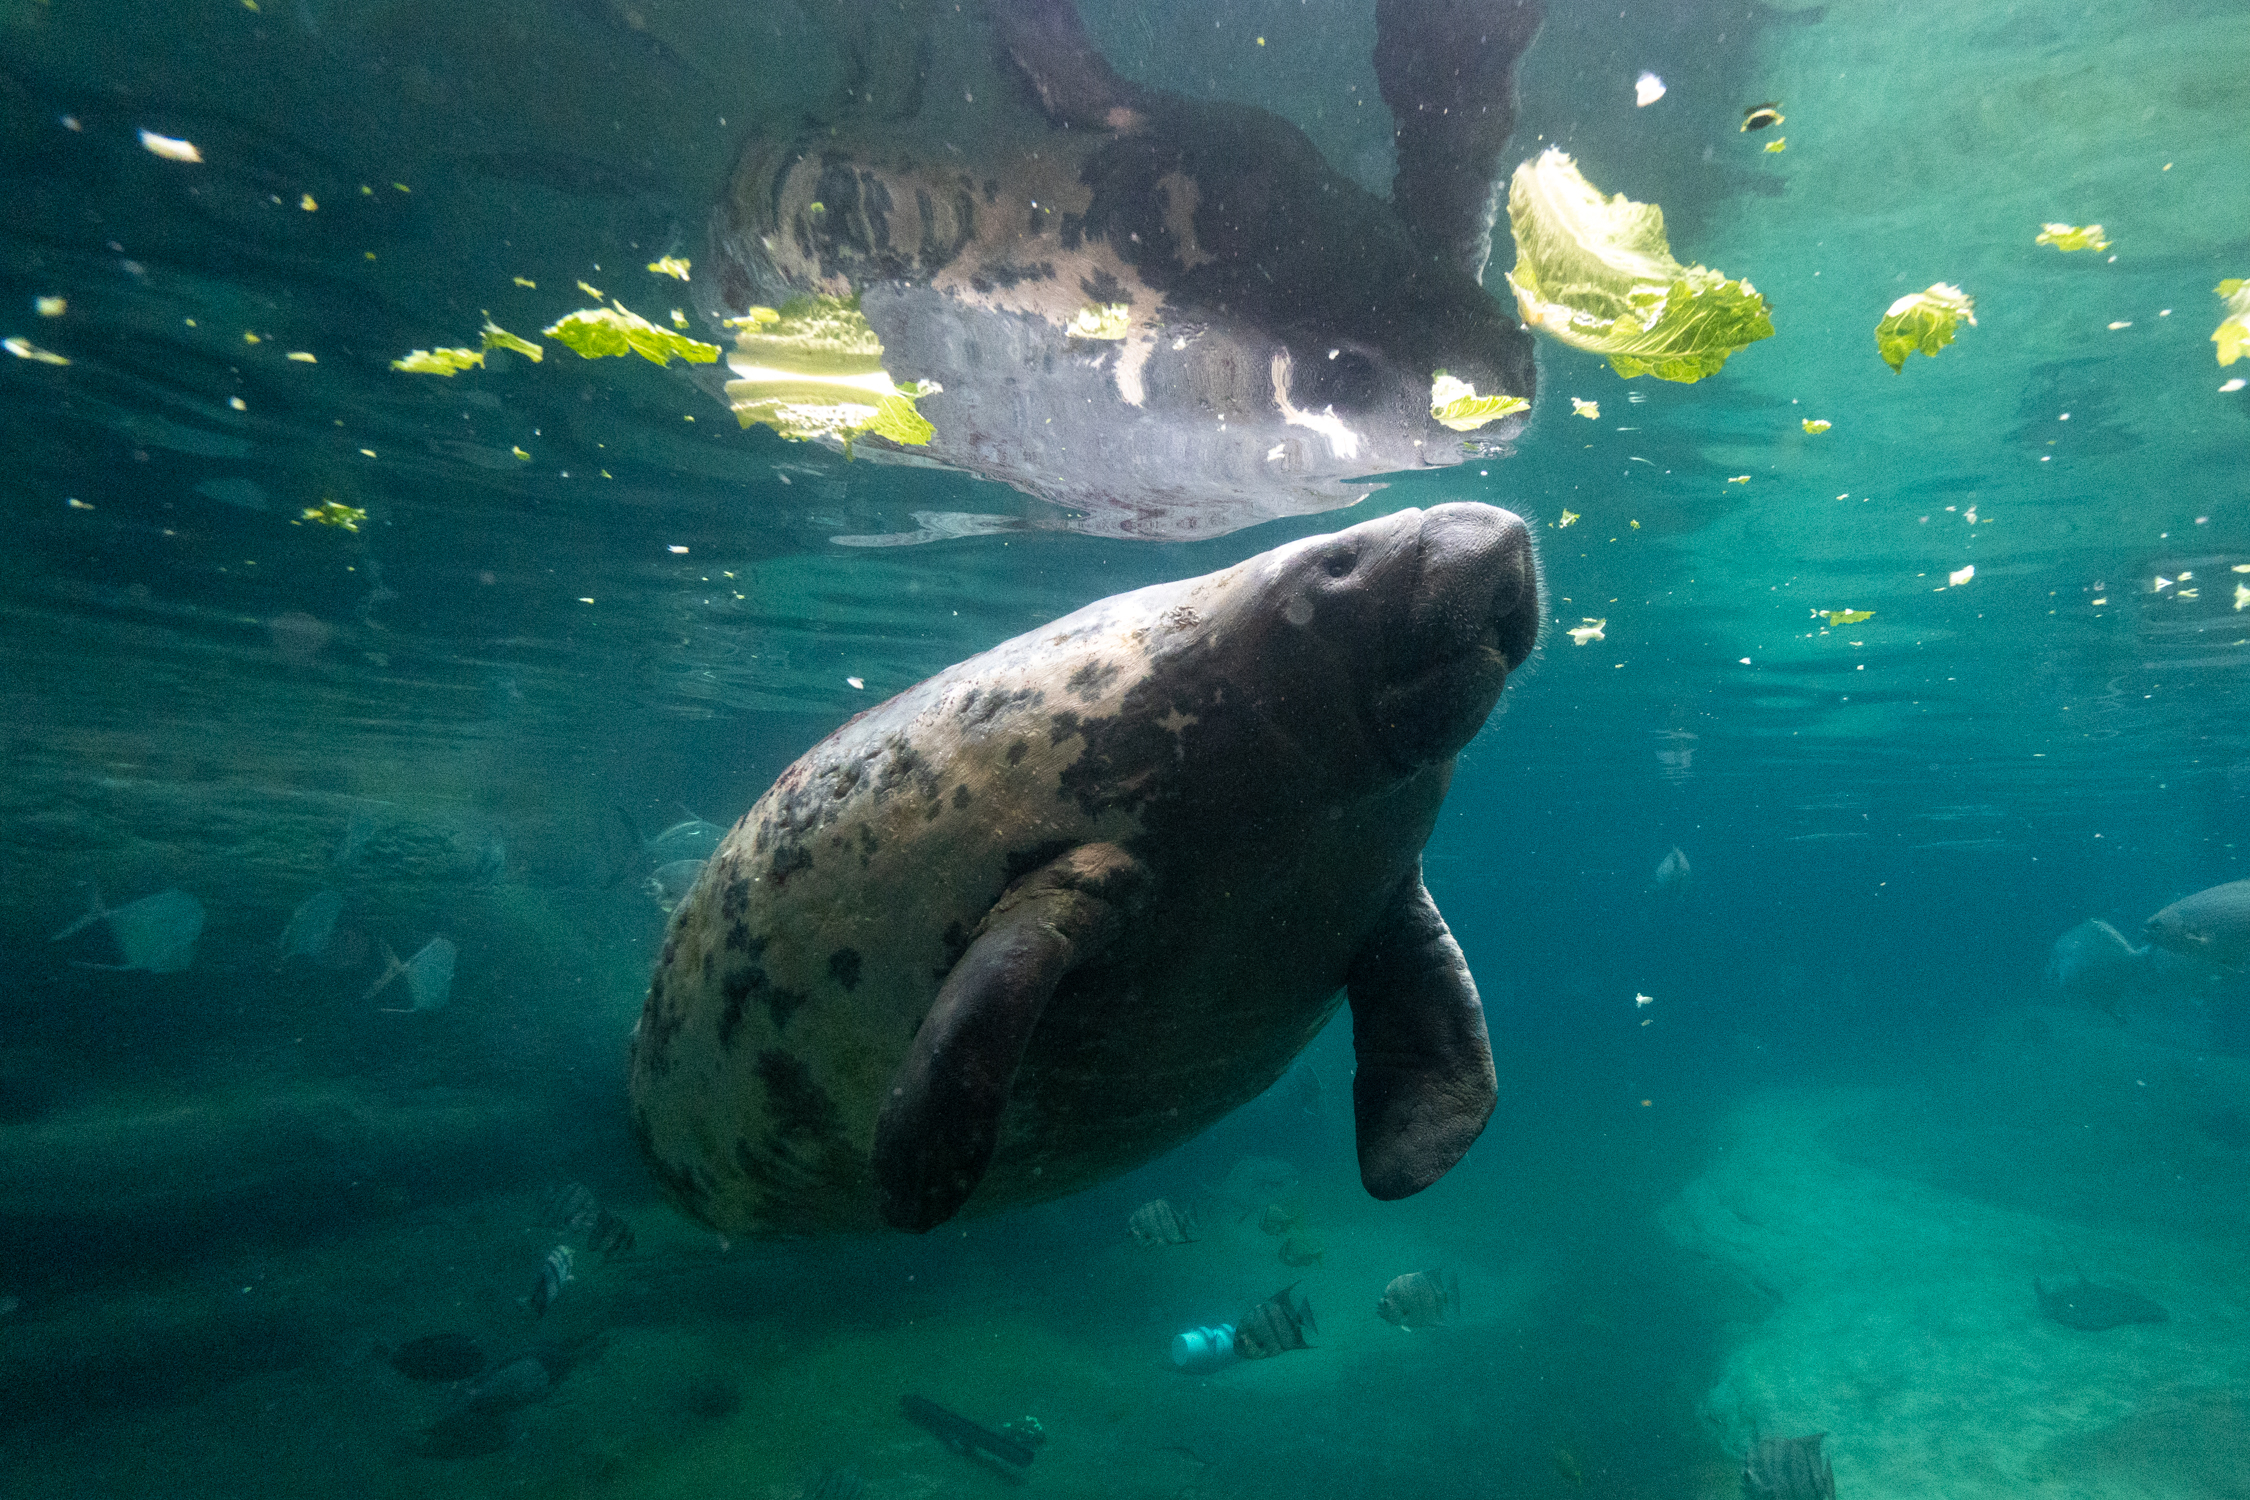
[
  {"left": 1743, "top": 1432, "right": 1834, "bottom": 1499},
  {"left": 2036, "top": 1272, "right": 2170, "bottom": 1330},
  {"left": 698, "top": 0, "right": 1543, "bottom": 538},
  {"left": 384, "top": 1331, "right": 487, "bottom": 1382},
  {"left": 901, "top": 1394, "right": 1036, "bottom": 1470}
]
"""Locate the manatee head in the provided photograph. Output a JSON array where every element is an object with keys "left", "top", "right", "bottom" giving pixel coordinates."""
[{"left": 1218, "top": 502, "right": 1540, "bottom": 782}]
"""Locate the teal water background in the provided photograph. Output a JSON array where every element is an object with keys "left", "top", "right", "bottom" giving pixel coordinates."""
[{"left": 3, "top": 1, "right": 2248, "bottom": 1495}]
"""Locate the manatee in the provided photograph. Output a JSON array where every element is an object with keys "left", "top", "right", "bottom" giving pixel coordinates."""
[
  {"left": 627, "top": 501, "right": 1540, "bottom": 1235},
  {"left": 2145, "top": 879, "right": 2250, "bottom": 970},
  {"left": 695, "top": 0, "right": 1543, "bottom": 539}
]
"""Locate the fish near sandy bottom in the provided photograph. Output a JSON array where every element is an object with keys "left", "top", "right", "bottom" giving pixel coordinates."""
[
  {"left": 1128, "top": 1198, "right": 1196, "bottom": 1246},
  {"left": 2035, "top": 1272, "right": 2169, "bottom": 1330},
  {"left": 1743, "top": 1433, "right": 1833, "bottom": 1500},
  {"left": 696, "top": 0, "right": 1541, "bottom": 539},
  {"left": 2145, "top": 879, "right": 2250, "bottom": 969},
  {"left": 628, "top": 502, "right": 1543, "bottom": 1237},
  {"left": 1376, "top": 1268, "right": 1459, "bottom": 1329},
  {"left": 1233, "top": 1283, "right": 1318, "bottom": 1359}
]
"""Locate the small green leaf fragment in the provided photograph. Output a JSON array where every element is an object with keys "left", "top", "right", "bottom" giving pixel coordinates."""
[
  {"left": 481, "top": 321, "right": 544, "bottom": 362},
  {"left": 647, "top": 255, "right": 691, "bottom": 280},
  {"left": 1065, "top": 303, "right": 1131, "bottom": 340},
  {"left": 1430, "top": 372, "right": 1530, "bottom": 430},
  {"left": 2035, "top": 222, "right": 2110, "bottom": 253},
  {"left": 1875, "top": 283, "right": 1976, "bottom": 371},
  {"left": 2213, "top": 279, "right": 2250, "bottom": 366},
  {"left": 543, "top": 305, "right": 721, "bottom": 366},
  {"left": 302, "top": 500, "right": 367, "bottom": 531},
  {"left": 391, "top": 346, "right": 485, "bottom": 375}
]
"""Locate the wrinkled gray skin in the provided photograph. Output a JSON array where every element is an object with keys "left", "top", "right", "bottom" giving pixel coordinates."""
[
  {"left": 699, "top": 0, "right": 1543, "bottom": 539},
  {"left": 629, "top": 502, "right": 1541, "bottom": 1235},
  {"left": 2145, "top": 879, "right": 2250, "bottom": 970}
]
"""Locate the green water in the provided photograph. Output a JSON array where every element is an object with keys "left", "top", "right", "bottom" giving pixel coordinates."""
[{"left": 2, "top": 1, "right": 2247, "bottom": 1496}]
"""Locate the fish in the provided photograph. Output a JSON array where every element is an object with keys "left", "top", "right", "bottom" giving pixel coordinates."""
[
  {"left": 366, "top": 937, "right": 458, "bottom": 1012},
  {"left": 1653, "top": 846, "right": 1691, "bottom": 894},
  {"left": 1256, "top": 1203, "right": 1301, "bottom": 1236},
  {"left": 335, "top": 809, "right": 381, "bottom": 869},
  {"left": 1233, "top": 1282, "right": 1317, "bottom": 1359},
  {"left": 1127, "top": 1198, "right": 1197, "bottom": 1247},
  {"left": 2035, "top": 1270, "right": 2168, "bottom": 1330},
  {"left": 2144, "top": 879, "right": 2250, "bottom": 969},
  {"left": 1376, "top": 1268, "right": 1460, "bottom": 1329},
  {"left": 646, "top": 858, "right": 708, "bottom": 912},
  {"left": 645, "top": 815, "right": 726, "bottom": 863},
  {"left": 277, "top": 889, "right": 344, "bottom": 962},
  {"left": 421, "top": 1334, "right": 606, "bottom": 1457},
  {"left": 538, "top": 1181, "right": 601, "bottom": 1231},
  {"left": 1743, "top": 1433, "right": 1832, "bottom": 1500},
  {"left": 2045, "top": 918, "right": 2148, "bottom": 1002},
  {"left": 383, "top": 1331, "right": 488, "bottom": 1382},
  {"left": 587, "top": 1208, "right": 637, "bottom": 1261},
  {"left": 1202, "top": 1156, "right": 1301, "bottom": 1209},
  {"left": 1741, "top": 102, "right": 1785, "bottom": 132},
  {"left": 900, "top": 1394, "right": 1036, "bottom": 1469},
  {"left": 1278, "top": 1234, "right": 1325, "bottom": 1267},
  {"left": 528, "top": 1244, "right": 573, "bottom": 1318},
  {"left": 49, "top": 887, "right": 204, "bottom": 973},
  {"left": 1553, "top": 1447, "right": 1584, "bottom": 1487}
]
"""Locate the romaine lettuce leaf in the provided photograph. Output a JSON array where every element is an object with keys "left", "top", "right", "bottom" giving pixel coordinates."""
[
  {"left": 392, "top": 346, "right": 484, "bottom": 375},
  {"left": 2214, "top": 279, "right": 2249, "bottom": 367},
  {"left": 544, "top": 304, "right": 720, "bottom": 366},
  {"left": 1875, "top": 284, "right": 1976, "bottom": 371},
  {"left": 1429, "top": 372, "right": 1529, "bottom": 431},
  {"left": 1504, "top": 149, "right": 1773, "bottom": 384},
  {"left": 722, "top": 295, "right": 937, "bottom": 450}
]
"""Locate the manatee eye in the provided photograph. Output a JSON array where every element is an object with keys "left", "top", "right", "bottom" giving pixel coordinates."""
[{"left": 1321, "top": 547, "right": 1357, "bottom": 578}]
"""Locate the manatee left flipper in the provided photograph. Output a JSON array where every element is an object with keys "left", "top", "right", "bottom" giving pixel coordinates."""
[
  {"left": 1374, "top": 0, "right": 1545, "bottom": 282},
  {"left": 1345, "top": 870, "right": 1497, "bottom": 1199},
  {"left": 874, "top": 843, "right": 1151, "bottom": 1231},
  {"left": 986, "top": 0, "right": 1142, "bottom": 130}
]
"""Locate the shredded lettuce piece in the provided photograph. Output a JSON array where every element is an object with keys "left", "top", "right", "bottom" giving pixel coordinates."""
[
  {"left": 2213, "top": 279, "right": 2249, "bottom": 366},
  {"left": 392, "top": 346, "right": 484, "bottom": 375},
  {"left": 1065, "top": 304, "right": 1131, "bottom": 340},
  {"left": 1876, "top": 284, "right": 1976, "bottom": 371},
  {"left": 1504, "top": 149, "right": 1773, "bottom": 384},
  {"left": 1428, "top": 372, "right": 1529, "bottom": 431},
  {"left": 482, "top": 321, "right": 543, "bottom": 361},
  {"left": 722, "top": 295, "right": 937, "bottom": 449},
  {"left": 301, "top": 500, "right": 366, "bottom": 530},
  {"left": 647, "top": 255, "right": 691, "bottom": 280},
  {"left": 2035, "top": 223, "right": 2110, "bottom": 253},
  {"left": 545, "top": 304, "right": 720, "bottom": 366}
]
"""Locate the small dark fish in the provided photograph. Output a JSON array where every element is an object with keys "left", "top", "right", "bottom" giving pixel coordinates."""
[
  {"left": 1377, "top": 1268, "right": 1459, "bottom": 1329},
  {"left": 1256, "top": 1203, "right": 1300, "bottom": 1236},
  {"left": 529, "top": 1245, "right": 573, "bottom": 1318},
  {"left": 538, "top": 1181, "right": 600, "bottom": 1231},
  {"left": 1742, "top": 103, "right": 1785, "bottom": 132},
  {"left": 588, "top": 1207, "right": 637, "bottom": 1260},
  {"left": 1278, "top": 1233, "right": 1325, "bottom": 1267},
  {"left": 2035, "top": 1271, "right": 2169, "bottom": 1330},
  {"left": 2145, "top": 879, "right": 2250, "bottom": 969},
  {"left": 901, "top": 1394, "right": 1036, "bottom": 1469},
  {"left": 1128, "top": 1198, "right": 1196, "bottom": 1246},
  {"left": 1233, "top": 1282, "right": 1317, "bottom": 1359},
  {"left": 385, "top": 1331, "right": 487, "bottom": 1382},
  {"left": 1742, "top": 1432, "right": 1834, "bottom": 1500}
]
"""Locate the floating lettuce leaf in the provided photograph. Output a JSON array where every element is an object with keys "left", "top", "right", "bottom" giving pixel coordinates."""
[
  {"left": 722, "top": 294, "right": 938, "bottom": 449},
  {"left": 2036, "top": 222, "right": 2110, "bottom": 253},
  {"left": 301, "top": 500, "right": 366, "bottom": 530},
  {"left": 1876, "top": 283, "right": 1976, "bottom": 371},
  {"left": 1065, "top": 304, "right": 1131, "bottom": 340},
  {"left": 482, "top": 321, "right": 543, "bottom": 361},
  {"left": 1429, "top": 372, "right": 1530, "bottom": 431},
  {"left": 1802, "top": 418, "right": 1831, "bottom": 434},
  {"left": 545, "top": 304, "right": 720, "bottom": 367},
  {"left": 392, "top": 346, "right": 484, "bottom": 375},
  {"left": 647, "top": 255, "right": 691, "bottom": 280},
  {"left": 2214, "top": 279, "right": 2249, "bottom": 366},
  {"left": 1824, "top": 609, "right": 1873, "bottom": 626},
  {"left": 1504, "top": 149, "right": 1774, "bottom": 384},
  {"left": 1571, "top": 397, "right": 1599, "bottom": 419}
]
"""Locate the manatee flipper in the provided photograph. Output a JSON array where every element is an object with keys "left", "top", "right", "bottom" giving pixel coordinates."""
[
  {"left": 874, "top": 843, "right": 1151, "bottom": 1230},
  {"left": 1374, "top": 0, "right": 1545, "bottom": 282},
  {"left": 986, "top": 0, "right": 1141, "bottom": 130},
  {"left": 1345, "top": 871, "right": 1497, "bottom": 1198}
]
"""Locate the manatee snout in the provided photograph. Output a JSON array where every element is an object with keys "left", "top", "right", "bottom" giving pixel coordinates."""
[{"left": 1370, "top": 503, "right": 1540, "bottom": 767}]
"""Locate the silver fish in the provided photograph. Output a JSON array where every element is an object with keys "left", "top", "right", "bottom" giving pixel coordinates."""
[
  {"left": 50, "top": 887, "right": 204, "bottom": 973},
  {"left": 1127, "top": 1198, "right": 1196, "bottom": 1247},
  {"left": 529, "top": 1245, "right": 573, "bottom": 1318},
  {"left": 1653, "top": 846, "right": 1691, "bottom": 893},
  {"left": 646, "top": 816, "right": 726, "bottom": 864},
  {"left": 277, "top": 889, "right": 344, "bottom": 961},
  {"left": 366, "top": 937, "right": 457, "bottom": 1013},
  {"left": 2046, "top": 918, "right": 2147, "bottom": 999},
  {"left": 1233, "top": 1283, "right": 1317, "bottom": 1359},
  {"left": 646, "top": 858, "right": 708, "bottom": 912},
  {"left": 1377, "top": 1268, "right": 1460, "bottom": 1329},
  {"left": 2146, "top": 879, "right": 2250, "bottom": 969}
]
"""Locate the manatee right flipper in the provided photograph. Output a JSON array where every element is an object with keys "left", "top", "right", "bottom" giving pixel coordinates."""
[
  {"left": 874, "top": 843, "right": 1150, "bottom": 1231},
  {"left": 1345, "top": 869, "right": 1497, "bottom": 1199},
  {"left": 985, "top": 0, "right": 1142, "bottom": 130},
  {"left": 1374, "top": 0, "right": 1546, "bottom": 281}
]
